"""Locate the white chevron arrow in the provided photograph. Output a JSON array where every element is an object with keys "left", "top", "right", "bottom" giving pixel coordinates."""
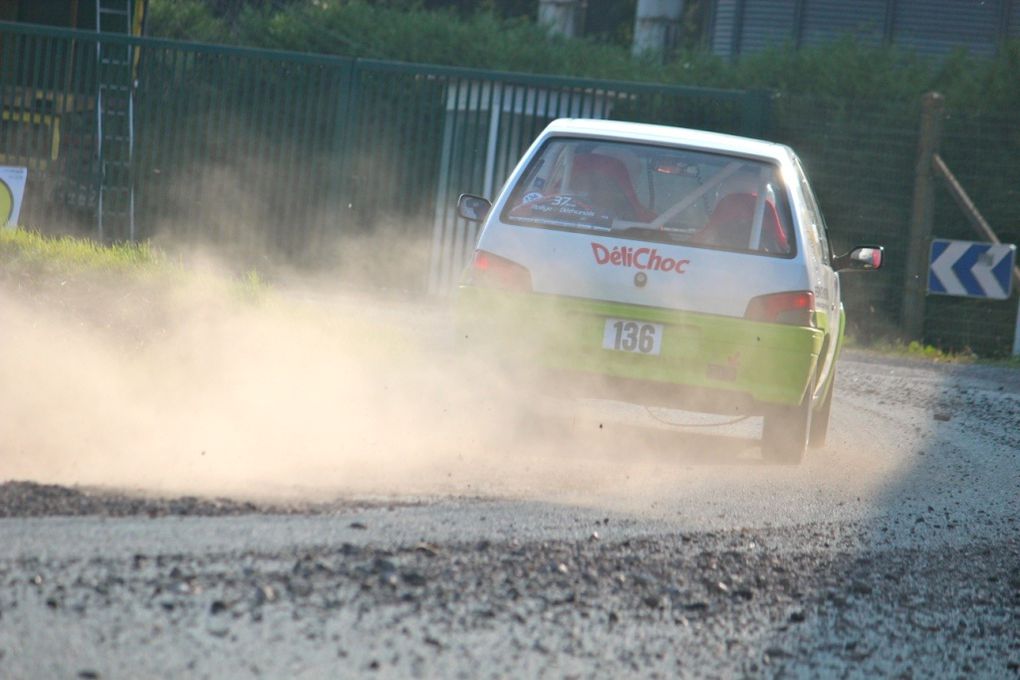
[
  {"left": 930, "top": 241, "right": 970, "bottom": 296},
  {"left": 972, "top": 246, "right": 1012, "bottom": 299}
]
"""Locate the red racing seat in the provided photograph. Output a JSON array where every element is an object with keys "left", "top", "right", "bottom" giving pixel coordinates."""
[
  {"left": 694, "top": 193, "right": 789, "bottom": 253},
  {"left": 570, "top": 153, "right": 657, "bottom": 222}
]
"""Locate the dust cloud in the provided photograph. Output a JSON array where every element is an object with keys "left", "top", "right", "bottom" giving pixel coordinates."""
[
  {"left": 0, "top": 222, "right": 783, "bottom": 508},
  {"left": 0, "top": 252, "right": 761, "bottom": 510},
  {"left": 0, "top": 256, "right": 513, "bottom": 501}
]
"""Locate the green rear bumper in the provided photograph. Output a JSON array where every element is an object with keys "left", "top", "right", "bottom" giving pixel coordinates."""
[{"left": 457, "top": 286, "right": 824, "bottom": 410}]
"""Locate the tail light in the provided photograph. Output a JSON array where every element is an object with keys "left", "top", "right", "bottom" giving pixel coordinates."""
[
  {"left": 745, "top": 290, "right": 815, "bottom": 327},
  {"left": 464, "top": 250, "right": 532, "bottom": 292}
]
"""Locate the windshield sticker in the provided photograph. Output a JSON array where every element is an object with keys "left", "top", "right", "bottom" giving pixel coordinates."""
[
  {"left": 591, "top": 242, "right": 690, "bottom": 274},
  {"left": 511, "top": 194, "right": 613, "bottom": 229},
  {"left": 521, "top": 191, "right": 543, "bottom": 204}
]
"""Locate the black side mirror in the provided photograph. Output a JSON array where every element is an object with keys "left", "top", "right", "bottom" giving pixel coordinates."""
[
  {"left": 457, "top": 194, "right": 492, "bottom": 222},
  {"left": 835, "top": 245, "right": 884, "bottom": 272}
]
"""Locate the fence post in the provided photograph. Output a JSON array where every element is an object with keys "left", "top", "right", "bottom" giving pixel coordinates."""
[
  {"left": 1014, "top": 297, "right": 1020, "bottom": 358},
  {"left": 900, "top": 91, "right": 944, "bottom": 340},
  {"left": 334, "top": 58, "right": 359, "bottom": 233}
]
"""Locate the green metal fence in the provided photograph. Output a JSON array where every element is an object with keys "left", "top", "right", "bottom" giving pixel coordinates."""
[
  {"left": 767, "top": 94, "right": 921, "bottom": 344},
  {"left": 921, "top": 107, "right": 1020, "bottom": 356},
  {"left": 0, "top": 21, "right": 765, "bottom": 284},
  {"left": 762, "top": 93, "right": 1020, "bottom": 357},
  {"left": 130, "top": 37, "right": 355, "bottom": 256},
  {"left": 2, "top": 21, "right": 1017, "bottom": 354}
]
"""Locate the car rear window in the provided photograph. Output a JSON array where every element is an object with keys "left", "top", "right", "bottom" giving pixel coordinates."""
[{"left": 501, "top": 137, "right": 796, "bottom": 257}]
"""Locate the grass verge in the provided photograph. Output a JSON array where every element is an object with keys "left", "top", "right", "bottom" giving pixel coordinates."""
[
  {"left": 0, "top": 228, "right": 267, "bottom": 302},
  {"left": 0, "top": 228, "right": 164, "bottom": 277},
  {"left": 845, "top": 335, "right": 1020, "bottom": 367}
]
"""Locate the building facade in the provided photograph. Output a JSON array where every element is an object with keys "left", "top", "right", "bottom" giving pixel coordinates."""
[{"left": 707, "top": 0, "right": 1019, "bottom": 58}]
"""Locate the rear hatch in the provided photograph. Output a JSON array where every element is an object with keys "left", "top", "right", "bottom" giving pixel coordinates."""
[
  {"left": 475, "top": 225, "right": 808, "bottom": 318},
  {"left": 459, "top": 133, "right": 822, "bottom": 406}
]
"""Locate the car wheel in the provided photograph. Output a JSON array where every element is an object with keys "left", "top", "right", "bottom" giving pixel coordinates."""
[
  {"left": 808, "top": 368, "right": 835, "bottom": 449},
  {"left": 761, "top": 378, "right": 813, "bottom": 465}
]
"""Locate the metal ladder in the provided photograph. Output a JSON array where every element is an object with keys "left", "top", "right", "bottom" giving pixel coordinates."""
[{"left": 96, "top": 0, "right": 135, "bottom": 241}]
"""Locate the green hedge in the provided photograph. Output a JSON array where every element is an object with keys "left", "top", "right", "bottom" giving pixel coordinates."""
[{"left": 147, "top": 0, "right": 1020, "bottom": 112}]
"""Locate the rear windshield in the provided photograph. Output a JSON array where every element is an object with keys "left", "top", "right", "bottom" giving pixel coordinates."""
[{"left": 501, "top": 137, "right": 796, "bottom": 257}]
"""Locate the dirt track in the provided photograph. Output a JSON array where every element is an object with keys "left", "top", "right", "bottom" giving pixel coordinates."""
[{"left": 1, "top": 352, "right": 1018, "bottom": 678}]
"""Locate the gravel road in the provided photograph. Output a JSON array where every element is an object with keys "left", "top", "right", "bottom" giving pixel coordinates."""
[{"left": 1, "top": 352, "right": 1018, "bottom": 679}]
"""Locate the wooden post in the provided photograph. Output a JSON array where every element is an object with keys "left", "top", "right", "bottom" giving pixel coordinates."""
[
  {"left": 933, "top": 153, "right": 1020, "bottom": 292},
  {"left": 900, "top": 92, "right": 944, "bottom": 340},
  {"left": 1014, "top": 298, "right": 1020, "bottom": 358},
  {"left": 931, "top": 152, "right": 1020, "bottom": 358}
]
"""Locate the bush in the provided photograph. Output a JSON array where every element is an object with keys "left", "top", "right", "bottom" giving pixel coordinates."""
[
  {"left": 147, "top": 0, "right": 1020, "bottom": 113},
  {"left": 147, "top": 0, "right": 230, "bottom": 44}
]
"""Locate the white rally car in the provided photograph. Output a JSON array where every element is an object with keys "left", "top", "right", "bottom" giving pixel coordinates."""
[{"left": 456, "top": 119, "right": 882, "bottom": 463}]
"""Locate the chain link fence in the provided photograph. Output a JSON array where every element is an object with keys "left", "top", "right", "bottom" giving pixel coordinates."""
[
  {"left": 1, "top": 21, "right": 1017, "bottom": 354},
  {"left": 1, "top": 22, "right": 763, "bottom": 285},
  {"left": 923, "top": 107, "right": 1020, "bottom": 356},
  {"left": 769, "top": 94, "right": 920, "bottom": 344}
]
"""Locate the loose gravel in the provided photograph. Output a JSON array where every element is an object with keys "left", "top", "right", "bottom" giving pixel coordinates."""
[
  {"left": 1, "top": 518, "right": 1016, "bottom": 678},
  {"left": 1, "top": 354, "right": 1018, "bottom": 679},
  {"left": 0, "top": 482, "right": 269, "bottom": 518}
]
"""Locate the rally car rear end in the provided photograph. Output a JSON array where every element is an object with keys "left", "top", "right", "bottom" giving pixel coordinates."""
[
  {"left": 455, "top": 119, "right": 880, "bottom": 463},
  {"left": 457, "top": 266, "right": 824, "bottom": 414}
]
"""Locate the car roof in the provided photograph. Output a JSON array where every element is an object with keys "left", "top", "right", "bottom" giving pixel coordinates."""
[{"left": 542, "top": 118, "right": 794, "bottom": 164}]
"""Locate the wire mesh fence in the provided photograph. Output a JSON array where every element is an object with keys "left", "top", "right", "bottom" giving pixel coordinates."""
[
  {"left": 0, "top": 26, "right": 101, "bottom": 228},
  {"left": 1, "top": 20, "right": 1017, "bottom": 354},
  {"left": 922, "top": 106, "right": 1020, "bottom": 356},
  {"left": 769, "top": 94, "right": 921, "bottom": 344},
  {"left": 131, "top": 41, "right": 354, "bottom": 256},
  {"left": 1, "top": 21, "right": 763, "bottom": 290}
]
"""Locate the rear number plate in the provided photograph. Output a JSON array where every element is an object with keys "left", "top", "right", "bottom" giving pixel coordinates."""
[{"left": 602, "top": 318, "right": 663, "bottom": 355}]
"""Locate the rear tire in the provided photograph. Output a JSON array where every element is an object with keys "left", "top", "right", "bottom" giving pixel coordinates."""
[
  {"left": 761, "top": 377, "right": 814, "bottom": 465},
  {"left": 808, "top": 368, "right": 835, "bottom": 449}
]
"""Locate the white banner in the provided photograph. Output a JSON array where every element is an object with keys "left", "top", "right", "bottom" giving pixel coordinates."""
[{"left": 0, "top": 166, "right": 28, "bottom": 228}]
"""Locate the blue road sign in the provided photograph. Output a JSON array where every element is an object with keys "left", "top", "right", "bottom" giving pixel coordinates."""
[{"left": 929, "top": 239, "right": 1016, "bottom": 300}]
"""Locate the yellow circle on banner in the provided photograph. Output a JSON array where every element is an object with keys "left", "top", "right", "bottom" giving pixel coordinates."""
[{"left": 0, "top": 179, "right": 12, "bottom": 226}]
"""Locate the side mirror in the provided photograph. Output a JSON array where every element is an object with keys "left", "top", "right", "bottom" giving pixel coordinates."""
[
  {"left": 835, "top": 245, "right": 883, "bottom": 272},
  {"left": 457, "top": 194, "right": 492, "bottom": 222}
]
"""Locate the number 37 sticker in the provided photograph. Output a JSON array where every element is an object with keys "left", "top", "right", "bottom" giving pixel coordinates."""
[{"left": 602, "top": 318, "right": 663, "bottom": 355}]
